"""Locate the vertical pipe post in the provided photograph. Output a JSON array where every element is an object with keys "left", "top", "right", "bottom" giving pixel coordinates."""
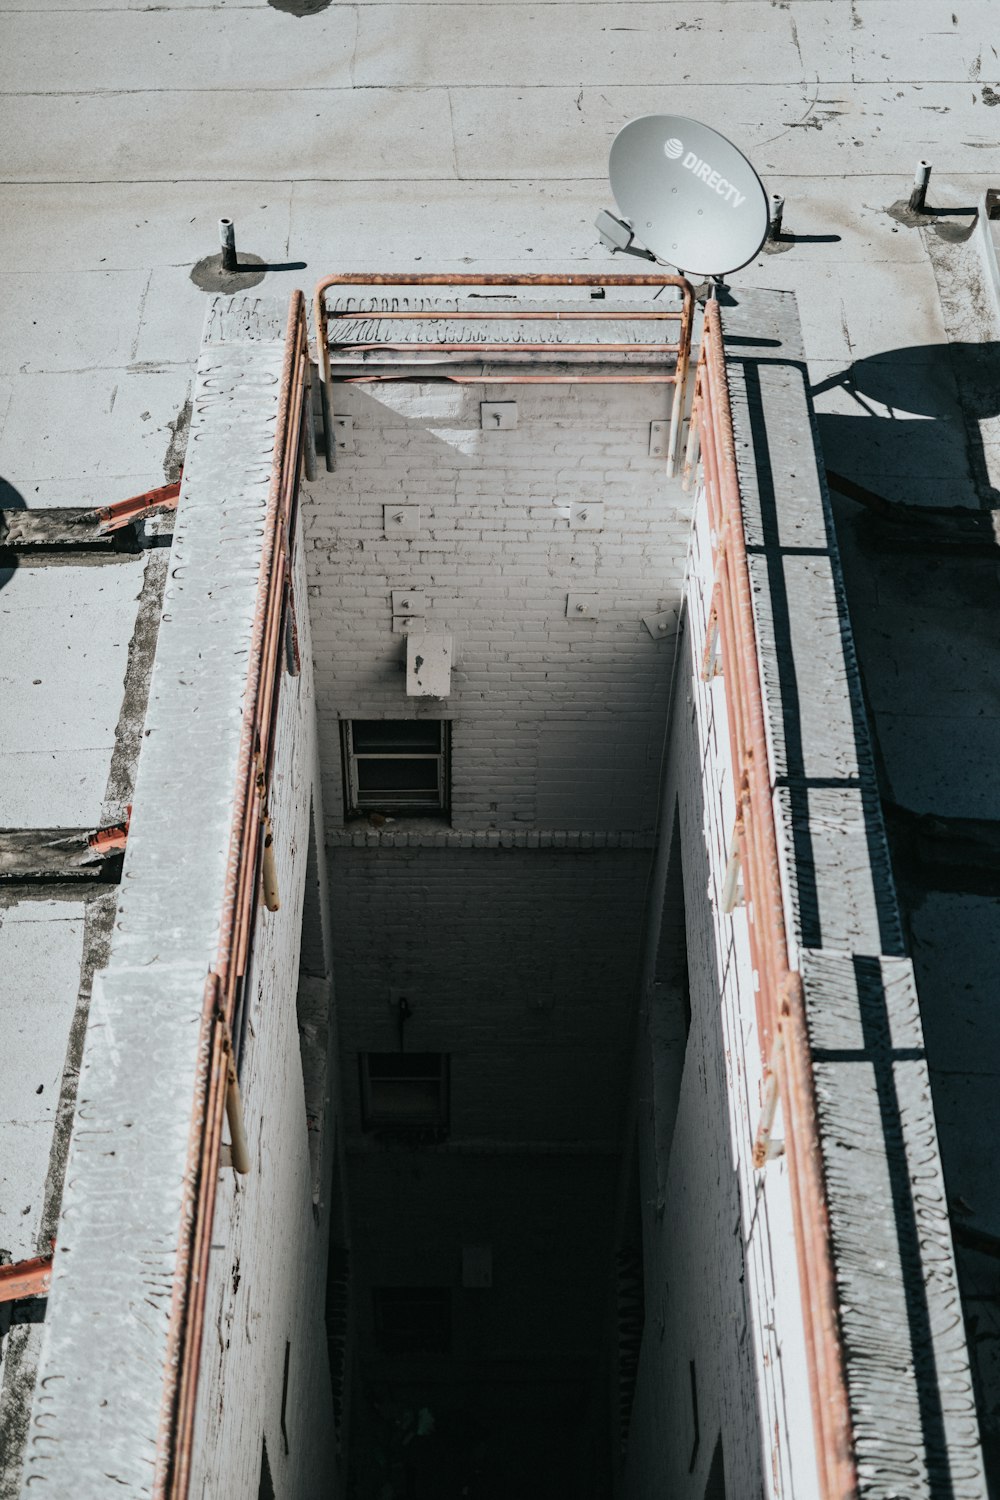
[
  {"left": 665, "top": 284, "right": 693, "bottom": 477},
  {"left": 313, "top": 284, "right": 338, "bottom": 471},
  {"left": 769, "top": 193, "right": 785, "bottom": 241},
  {"left": 302, "top": 361, "right": 318, "bottom": 482},
  {"left": 219, "top": 218, "right": 238, "bottom": 274},
  {"left": 321, "top": 378, "right": 337, "bottom": 472},
  {"left": 909, "top": 161, "right": 931, "bottom": 213}
]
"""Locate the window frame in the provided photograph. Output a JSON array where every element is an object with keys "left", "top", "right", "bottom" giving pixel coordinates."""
[
  {"left": 359, "top": 1052, "right": 450, "bottom": 1134},
  {"left": 341, "top": 718, "right": 450, "bottom": 818}
]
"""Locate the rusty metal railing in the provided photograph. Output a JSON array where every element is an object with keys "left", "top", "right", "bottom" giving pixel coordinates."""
[
  {"left": 313, "top": 273, "right": 694, "bottom": 476},
  {"left": 155, "top": 292, "right": 311, "bottom": 1500},
  {"left": 684, "top": 299, "right": 857, "bottom": 1500},
  {"left": 0, "top": 1246, "right": 52, "bottom": 1303}
]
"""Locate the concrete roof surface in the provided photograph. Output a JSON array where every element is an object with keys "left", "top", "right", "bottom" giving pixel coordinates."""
[{"left": 2, "top": 0, "right": 1000, "bottom": 1485}]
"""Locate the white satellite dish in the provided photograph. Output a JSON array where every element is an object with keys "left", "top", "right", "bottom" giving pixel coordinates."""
[{"left": 609, "top": 115, "right": 770, "bottom": 277}]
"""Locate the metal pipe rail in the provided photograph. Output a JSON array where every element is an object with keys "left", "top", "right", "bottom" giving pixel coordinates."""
[
  {"left": 156, "top": 292, "right": 310, "bottom": 1500},
  {"left": 0, "top": 1247, "right": 52, "bottom": 1303},
  {"left": 684, "top": 298, "right": 857, "bottom": 1500},
  {"left": 313, "top": 273, "right": 694, "bottom": 475}
]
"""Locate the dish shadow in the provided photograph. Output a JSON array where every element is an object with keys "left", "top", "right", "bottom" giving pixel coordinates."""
[
  {"left": 0, "top": 477, "right": 28, "bottom": 594},
  {"left": 812, "top": 341, "right": 1000, "bottom": 510}
]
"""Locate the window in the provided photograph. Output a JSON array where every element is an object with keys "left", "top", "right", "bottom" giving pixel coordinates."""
[
  {"left": 341, "top": 719, "right": 449, "bottom": 816},
  {"left": 373, "top": 1287, "right": 451, "bottom": 1355},
  {"left": 360, "top": 1053, "right": 449, "bottom": 1133}
]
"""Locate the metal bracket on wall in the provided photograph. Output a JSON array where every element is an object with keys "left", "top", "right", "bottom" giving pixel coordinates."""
[
  {"left": 566, "top": 592, "right": 599, "bottom": 620},
  {"left": 384, "top": 505, "right": 421, "bottom": 537},
  {"left": 641, "top": 608, "right": 677, "bottom": 642},
  {"left": 752, "top": 1036, "right": 786, "bottom": 1168},
  {"left": 481, "top": 401, "right": 517, "bottom": 430},
  {"left": 700, "top": 605, "right": 721, "bottom": 680},
  {"left": 570, "top": 502, "right": 604, "bottom": 530},
  {"left": 720, "top": 827, "right": 743, "bottom": 913},
  {"left": 392, "top": 587, "right": 425, "bottom": 634}
]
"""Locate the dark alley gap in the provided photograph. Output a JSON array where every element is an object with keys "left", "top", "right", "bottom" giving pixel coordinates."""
[
  {"left": 303, "top": 872, "right": 683, "bottom": 1499},
  {"left": 302, "top": 819, "right": 710, "bottom": 1500}
]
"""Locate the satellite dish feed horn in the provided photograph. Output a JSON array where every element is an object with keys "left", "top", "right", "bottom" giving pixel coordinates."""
[{"left": 608, "top": 115, "right": 770, "bottom": 279}]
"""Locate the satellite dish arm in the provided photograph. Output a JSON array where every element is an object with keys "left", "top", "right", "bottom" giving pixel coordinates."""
[
  {"left": 614, "top": 242, "right": 658, "bottom": 264},
  {"left": 594, "top": 210, "right": 658, "bottom": 262}
]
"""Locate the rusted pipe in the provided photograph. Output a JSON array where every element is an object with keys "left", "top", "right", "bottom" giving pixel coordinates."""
[
  {"left": 0, "top": 1247, "right": 53, "bottom": 1303},
  {"left": 338, "top": 372, "right": 683, "bottom": 384},
  {"left": 328, "top": 307, "right": 685, "bottom": 320},
  {"left": 94, "top": 477, "right": 181, "bottom": 534},
  {"left": 331, "top": 341, "right": 679, "bottom": 354},
  {"left": 313, "top": 273, "right": 695, "bottom": 465}
]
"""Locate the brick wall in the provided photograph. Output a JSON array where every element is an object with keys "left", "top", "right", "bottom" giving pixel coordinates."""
[
  {"left": 190, "top": 523, "right": 342, "bottom": 1500},
  {"left": 303, "top": 376, "right": 689, "bottom": 836},
  {"left": 330, "top": 845, "right": 649, "bottom": 1146},
  {"left": 623, "top": 494, "right": 818, "bottom": 1499}
]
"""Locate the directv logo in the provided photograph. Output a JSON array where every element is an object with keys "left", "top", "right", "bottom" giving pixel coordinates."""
[{"left": 663, "top": 136, "right": 747, "bottom": 209}]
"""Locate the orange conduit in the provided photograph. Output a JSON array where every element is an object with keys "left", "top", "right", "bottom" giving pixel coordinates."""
[
  {"left": 313, "top": 273, "right": 695, "bottom": 473},
  {"left": 0, "top": 1248, "right": 53, "bottom": 1303}
]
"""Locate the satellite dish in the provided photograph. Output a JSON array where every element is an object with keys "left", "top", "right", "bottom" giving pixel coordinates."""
[{"left": 609, "top": 115, "right": 770, "bottom": 277}]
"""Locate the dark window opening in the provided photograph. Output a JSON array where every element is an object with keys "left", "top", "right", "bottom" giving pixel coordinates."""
[
  {"left": 342, "top": 719, "right": 450, "bottom": 816},
  {"left": 360, "top": 1052, "right": 449, "bottom": 1133},
  {"left": 373, "top": 1287, "right": 452, "bottom": 1355}
]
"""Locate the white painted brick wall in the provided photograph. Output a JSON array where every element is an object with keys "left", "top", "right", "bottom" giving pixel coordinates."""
[
  {"left": 190, "top": 521, "right": 341, "bottom": 1500},
  {"left": 624, "top": 491, "right": 818, "bottom": 1500},
  {"left": 303, "top": 377, "right": 691, "bottom": 837}
]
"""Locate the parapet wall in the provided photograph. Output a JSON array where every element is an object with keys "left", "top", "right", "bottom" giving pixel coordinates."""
[
  {"left": 627, "top": 287, "right": 988, "bottom": 1500},
  {"left": 19, "top": 297, "right": 338, "bottom": 1500}
]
